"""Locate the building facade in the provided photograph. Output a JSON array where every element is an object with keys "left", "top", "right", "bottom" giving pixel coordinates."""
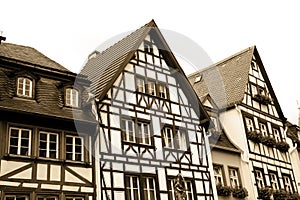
[
  {"left": 0, "top": 43, "right": 97, "bottom": 200},
  {"left": 200, "top": 95, "right": 248, "bottom": 200},
  {"left": 189, "top": 46, "right": 298, "bottom": 199},
  {"left": 81, "top": 20, "right": 217, "bottom": 200}
]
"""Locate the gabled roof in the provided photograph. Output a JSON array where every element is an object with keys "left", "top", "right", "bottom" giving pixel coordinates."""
[
  {"left": 201, "top": 94, "right": 240, "bottom": 152},
  {"left": 0, "top": 42, "right": 72, "bottom": 74},
  {"left": 188, "top": 46, "right": 285, "bottom": 120},
  {"left": 81, "top": 19, "right": 211, "bottom": 125}
]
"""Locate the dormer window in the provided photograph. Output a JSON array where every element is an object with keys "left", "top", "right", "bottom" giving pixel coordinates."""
[
  {"left": 65, "top": 88, "right": 79, "bottom": 107},
  {"left": 17, "top": 77, "right": 33, "bottom": 98}
]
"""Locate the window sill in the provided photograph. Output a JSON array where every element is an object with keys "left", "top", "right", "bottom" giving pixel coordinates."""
[
  {"left": 163, "top": 147, "right": 190, "bottom": 153},
  {"left": 3, "top": 154, "right": 91, "bottom": 167},
  {"left": 122, "top": 141, "right": 156, "bottom": 149}
]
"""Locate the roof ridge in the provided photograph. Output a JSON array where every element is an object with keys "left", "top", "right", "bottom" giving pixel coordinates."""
[{"left": 98, "top": 19, "right": 156, "bottom": 56}]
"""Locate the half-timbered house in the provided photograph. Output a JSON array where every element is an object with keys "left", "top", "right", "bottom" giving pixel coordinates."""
[
  {"left": 0, "top": 43, "right": 97, "bottom": 200},
  {"left": 81, "top": 20, "right": 217, "bottom": 200},
  {"left": 189, "top": 46, "right": 298, "bottom": 199},
  {"left": 199, "top": 95, "right": 247, "bottom": 199}
]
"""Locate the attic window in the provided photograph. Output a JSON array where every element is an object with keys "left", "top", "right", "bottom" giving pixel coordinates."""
[
  {"left": 194, "top": 75, "right": 202, "bottom": 83},
  {"left": 65, "top": 88, "right": 79, "bottom": 107},
  {"left": 144, "top": 41, "right": 153, "bottom": 54},
  {"left": 251, "top": 60, "right": 258, "bottom": 71},
  {"left": 17, "top": 77, "right": 33, "bottom": 98}
]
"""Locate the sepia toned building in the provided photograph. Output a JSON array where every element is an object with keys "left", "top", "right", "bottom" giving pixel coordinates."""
[
  {"left": 189, "top": 46, "right": 298, "bottom": 199},
  {"left": 0, "top": 43, "right": 97, "bottom": 200},
  {"left": 81, "top": 20, "right": 217, "bottom": 200}
]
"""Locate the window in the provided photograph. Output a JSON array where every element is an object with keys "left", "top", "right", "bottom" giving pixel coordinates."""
[
  {"left": 145, "top": 81, "right": 156, "bottom": 96},
  {"left": 157, "top": 84, "right": 167, "bottom": 99},
  {"left": 251, "top": 60, "right": 258, "bottom": 71},
  {"left": 167, "top": 177, "right": 195, "bottom": 200},
  {"left": 269, "top": 172, "right": 279, "bottom": 190},
  {"left": 251, "top": 84, "right": 258, "bottom": 96},
  {"left": 66, "top": 135, "right": 84, "bottom": 161},
  {"left": 254, "top": 168, "right": 265, "bottom": 188},
  {"left": 5, "top": 195, "right": 29, "bottom": 200},
  {"left": 121, "top": 119, "right": 136, "bottom": 143},
  {"left": 259, "top": 122, "right": 268, "bottom": 136},
  {"left": 39, "top": 132, "right": 59, "bottom": 159},
  {"left": 163, "top": 127, "right": 187, "bottom": 150},
  {"left": 213, "top": 165, "right": 224, "bottom": 185},
  {"left": 144, "top": 41, "right": 153, "bottom": 54},
  {"left": 282, "top": 174, "right": 293, "bottom": 192},
  {"left": 65, "top": 198, "right": 84, "bottom": 200},
  {"left": 65, "top": 88, "right": 79, "bottom": 107},
  {"left": 125, "top": 175, "right": 157, "bottom": 200},
  {"left": 194, "top": 75, "right": 202, "bottom": 83},
  {"left": 210, "top": 117, "right": 219, "bottom": 131},
  {"left": 17, "top": 77, "right": 33, "bottom": 98},
  {"left": 245, "top": 117, "right": 255, "bottom": 132},
  {"left": 137, "top": 122, "right": 151, "bottom": 145},
  {"left": 37, "top": 197, "right": 58, "bottom": 200},
  {"left": 228, "top": 168, "right": 240, "bottom": 188},
  {"left": 136, "top": 78, "right": 145, "bottom": 93},
  {"left": 9, "top": 127, "right": 31, "bottom": 156},
  {"left": 273, "top": 128, "right": 281, "bottom": 142}
]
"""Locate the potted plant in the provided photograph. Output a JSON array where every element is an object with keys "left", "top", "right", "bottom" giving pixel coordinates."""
[
  {"left": 273, "top": 189, "right": 288, "bottom": 200},
  {"left": 258, "top": 187, "right": 272, "bottom": 200},
  {"left": 275, "top": 141, "right": 290, "bottom": 152},
  {"left": 261, "top": 136, "right": 276, "bottom": 147},
  {"left": 288, "top": 192, "right": 300, "bottom": 200},
  {"left": 232, "top": 187, "right": 249, "bottom": 199},
  {"left": 247, "top": 130, "right": 263, "bottom": 143},
  {"left": 253, "top": 94, "right": 272, "bottom": 104},
  {"left": 216, "top": 184, "right": 232, "bottom": 197}
]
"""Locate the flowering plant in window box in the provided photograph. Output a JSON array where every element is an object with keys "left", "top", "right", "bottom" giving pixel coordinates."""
[
  {"left": 275, "top": 141, "right": 290, "bottom": 152},
  {"left": 253, "top": 94, "right": 272, "bottom": 105},
  {"left": 246, "top": 131, "right": 263, "bottom": 143},
  {"left": 261, "top": 136, "right": 276, "bottom": 147},
  {"left": 272, "top": 189, "right": 288, "bottom": 200},
  {"left": 288, "top": 192, "right": 300, "bottom": 200},
  {"left": 232, "top": 187, "right": 249, "bottom": 199},
  {"left": 216, "top": 184, "right": 232, "bottom": 197},
  {"left": 258, "top": 187, "right": 272, "bottom": 200}
]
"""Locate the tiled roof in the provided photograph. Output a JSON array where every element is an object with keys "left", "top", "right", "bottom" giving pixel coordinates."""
[
  {"left": 81, "top": 20, "right": 155, "bottom": 99},
  {"left": 0, "top": 68, "right": 95, "bottom": 123},
  {"left": 209, "top": 132, "right": 240, "bottom": 153},
  {"left": 188, "top": 47, "right": 254, "bottom": 109},
  {"left": 0, "top": 42, "right": 72, "bottom": 74}
]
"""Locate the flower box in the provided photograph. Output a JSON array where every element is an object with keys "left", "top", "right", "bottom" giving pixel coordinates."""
[
  {"left": 261, "top": 136, "right": 276, "bottom": 147},
  {"left": 247, "top": 131, "right": 263, "bottom": 143},
  {"left": 232, "top": 187, "right": 248, "bottom": 199},
  {"left": 275, "top": 141, "right": 290, "bottom": 152},
  {"left": 253, "top": 94, "right": 272, "bottom": 105},
  {"left": 216, "top": 185, "right": 232, "bottom": 197},
  {"left": 258, "top": 187, "right": 272, "bottom": 200}
]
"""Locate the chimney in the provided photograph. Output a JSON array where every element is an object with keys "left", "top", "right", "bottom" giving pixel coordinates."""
[{"left": 0, "top": 31, "right": 5, "bottom": 44}]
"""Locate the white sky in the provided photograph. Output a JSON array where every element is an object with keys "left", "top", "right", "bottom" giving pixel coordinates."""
[{"left": 1, "top": 0, "right": 300, "bottom": 124}]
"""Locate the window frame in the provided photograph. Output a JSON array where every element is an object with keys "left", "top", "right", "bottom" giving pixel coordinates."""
[
  {"left": 137, "top": 121, "right": 151, "bottom": 145},
  {"left": 254, "top": 168, "right": 265, "bottom": 188},
  {"left": 269, "top": 171, "right": 279, "bottom": 190},
  {"left": 259, "top": 121, "right": 268, "bottom": 136},
  {"left": 5, "top": 195, "right": 29, "bottom": 200},
  {"left": 167, "top": 176, "right": 195, "bottom": 200},
  {"left": 244, "top": 117, "right": 255, "bottom": 132},
  {"left": 65, "top": 135, "right": 84, "bottom": 162},
  {"left": 282, "top": 174, "right": 293, "bottom": 193},
  {"left": 16, "top": 77, "right": 33, "bottom": 98},
  {"left": 228, "top": 167, "right": 240, "bottom": 188},
  {"left": 65, "top": 88, "right": 79, "bottom": 108},
  {"left": 213, "top": 164, "right": 225, "bottom": 186},
  {"left": 39, "top": 131, "right": 59, "bottom": 159},
  {"left": 162, "top": 126, "right": 187, "bottom": 150},
  {"left": 8, "top": 127, "right": 32, "bottom": 156},
  {"left": 125, "top": 174, "right": 158, "bottom": 200},
  {"left": 37, "top": 196, "right": 58, "bottom": 200}
]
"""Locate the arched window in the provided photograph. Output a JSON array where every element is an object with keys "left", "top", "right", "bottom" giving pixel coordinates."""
[
  {"left": 17, "top": 77, "right": 33, "bottom": 97},
  {"left": 65, "top": 88, "right": 79, "bottom": 107}
]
